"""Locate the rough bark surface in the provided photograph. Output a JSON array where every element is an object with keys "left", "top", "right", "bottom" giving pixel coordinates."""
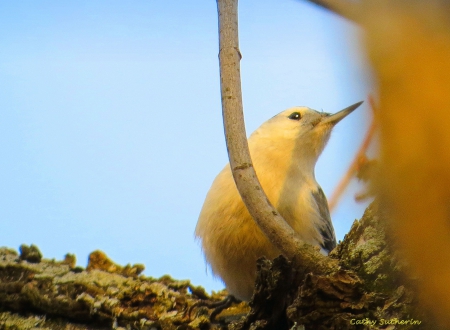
[{"left": 0, "top": 204, "right": 430, "bottom": 329}]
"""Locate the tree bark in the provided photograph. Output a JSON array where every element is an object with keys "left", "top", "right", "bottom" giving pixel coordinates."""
[{"left": 0, "top": 203, "right": 430, "bottom": 329}]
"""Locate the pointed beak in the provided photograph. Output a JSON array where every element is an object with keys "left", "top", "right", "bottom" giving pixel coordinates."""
[{"left": 321, "top": 101, "right": 363, "bottom": 126}]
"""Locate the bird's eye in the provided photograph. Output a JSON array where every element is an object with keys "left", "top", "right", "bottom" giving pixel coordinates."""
[{"left": 288, "top": 112, "right": 301, "bottom": 120}]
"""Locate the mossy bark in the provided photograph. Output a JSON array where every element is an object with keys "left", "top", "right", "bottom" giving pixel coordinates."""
[{"left": 0, "top": 203, "right": 430, "bottom": 329}]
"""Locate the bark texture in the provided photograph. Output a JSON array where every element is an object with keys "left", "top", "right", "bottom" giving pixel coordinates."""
[{"left": 0, "top": 203, "right": 430, "bottom": 329}]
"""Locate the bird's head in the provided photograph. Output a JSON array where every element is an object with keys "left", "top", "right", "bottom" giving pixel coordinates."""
[{"left": 250, "top": 101, "right": 363, "bottom": 168}]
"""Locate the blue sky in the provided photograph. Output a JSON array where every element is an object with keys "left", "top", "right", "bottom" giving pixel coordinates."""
[{"left": 0, "top": 1, "right": 372, "bottom": 293}]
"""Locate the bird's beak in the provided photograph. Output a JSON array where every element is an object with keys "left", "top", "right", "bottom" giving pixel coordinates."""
[{"left": 321, "top": 101, "right": 363, "bottom": 126}]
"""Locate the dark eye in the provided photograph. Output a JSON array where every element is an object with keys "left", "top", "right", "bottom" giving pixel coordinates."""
[{"left": 288, "top": 112, "right": 301, "bottom": 120}]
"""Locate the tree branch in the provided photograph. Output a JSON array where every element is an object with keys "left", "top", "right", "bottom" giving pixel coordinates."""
[
  {"left": 298, "top": 0, "right": 362, "bottom": 22},
  {"left": 216, "top": 0, "right": 333, "bottom": 273},
  {"left": 0, "top": 206, "right": 429, "bottom": 329}
]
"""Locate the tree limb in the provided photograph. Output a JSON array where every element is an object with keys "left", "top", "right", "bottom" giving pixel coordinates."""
[
  {"left": 216, "top": 0, "right": 334, "bottom": 274},
  {"left": 298, "top": 0, "right": 362, "bottom": 22},
  {"left": 0, "top": 205, "right": 429, "bottom": 329}
]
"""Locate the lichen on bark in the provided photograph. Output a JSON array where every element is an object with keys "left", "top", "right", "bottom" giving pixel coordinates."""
[{"left": 0, "top": 203, "right": 431, "bottom": 329}]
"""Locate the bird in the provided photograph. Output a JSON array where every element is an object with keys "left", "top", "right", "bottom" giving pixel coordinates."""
[{"left": 195, "top": 101, "right": 362, "bottom": 301}]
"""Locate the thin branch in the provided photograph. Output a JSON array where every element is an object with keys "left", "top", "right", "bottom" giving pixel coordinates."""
[
  {"left": 328, "top": 95, "right": 378, "bottom": 211},
  {"left": 216, "top": 0, "right": 333, "bottom": 273},
  {"left": 298, "top": 0, "right": 362, "bottom": 23}
]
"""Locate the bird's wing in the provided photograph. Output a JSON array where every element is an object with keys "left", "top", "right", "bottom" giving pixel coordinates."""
[{"left": 311, "top": 186, "right": 336, "bottom": 253}]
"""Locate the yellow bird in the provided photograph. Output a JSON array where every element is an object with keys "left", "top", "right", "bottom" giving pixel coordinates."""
[{"left": 195, "top": 102, "right": 362, "bottom": 301}]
